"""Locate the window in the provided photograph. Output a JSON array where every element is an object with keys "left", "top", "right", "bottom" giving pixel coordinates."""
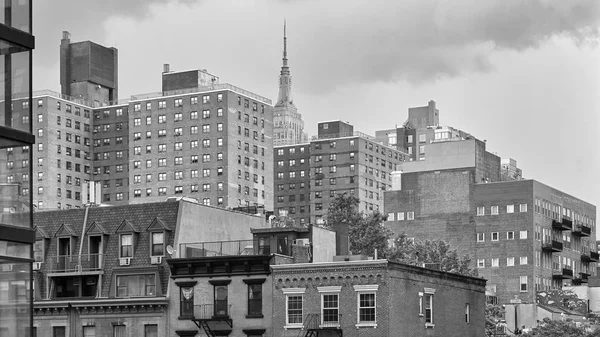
[
  {"left": 465, "top": 304, "right": 470, "bottom": 323},
  {"left": 319, "top": 287, "right": 341, "bottom": 325},
  {"left": 151, "top": 232, "right": 164, "bottom": 256},
  {"left": 424, "top": 290, "right": 434, "bottom": 325},
  {"left": 53, "top": 327, "right": 66, "bottom": 337},
  {"left": 406, "top": 211, "right": 414, "bottom": 220},
  {"left": 179, "top": 283, "right": 195, "bottom": 317},
  {"left": 116, "top": 275, "right": 156, "bottom": 297},
  {"left": 354, "top": 285, "right": 378, "bottom": 325},
  {"left": 520, "top": 204, "right": 528, "bottom": 212},
  {"left": 507, "top": 205, "right": 514, "bottom": 213},
  {"left": 477, "top": 259, "right": 485, "bottom": 268},
  {"left": 387, "top": 213, "right": 395, "bottom": 221},
  {"left": 507, "top": 231, "right": 514, "bottom": 240},
  {"left": 491, "top": 206, "right": 499, "bottom": 215},
  {"left": 144, "top": 325, "right": 157, "bottom": 337},
  {"left": 284, "top": 288, "right": 305, "bottom": 327},
  {"left": 246, "top": 281, "right": 264, "bottom": 317},
  {"left": 477, "top": 233, "right": 484, "bottom": 242},
  {"left": 491, "top": 232, "right": 499, "bottom": 241},
  {"left": 520, "top": 231, "right": 528, "bottom": 239},
  {"left": 491, "top": 258, "right": 499, "bottom": 267},
  {"left": 520, "top": 276, "right": 528, "bottom": 292},
  {"left": 113, "top": 325, "right": 126, "bottom": 337},
  {"left": 120, "top": 234, "right": 133, "bottom": 258},
  {"left": 507, "top": 257, "right": 515, "bottom": 266},
  {"left": 477, "top": 206, "right": 484, "bottom": 216},
  {"left": 520, "top": 256, "right": 528, "bottom": 265}
]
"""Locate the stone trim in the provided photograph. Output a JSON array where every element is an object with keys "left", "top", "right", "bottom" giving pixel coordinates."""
[{"left": 208, "top": 279, "right": 232, "bottom": 286}]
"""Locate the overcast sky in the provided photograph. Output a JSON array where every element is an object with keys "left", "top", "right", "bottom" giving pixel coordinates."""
[{"left": 34, "top": 0, "right": 600, "bottom": 233}]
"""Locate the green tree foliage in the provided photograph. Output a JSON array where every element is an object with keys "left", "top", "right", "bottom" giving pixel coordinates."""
[
  {"left": 387, "top": 234, "right": 478, "bottom": 277},
  {"left": 348, "top": 211, "right": 392, "bottom": 257},
  {"left": 271, "top": 215, "right": 296, "bottom": 228},
  {"left": 537, "top": 289, "right": 588, "bottom": 314},
  {"left": 324, "top": 194, "right": 363, "bottom": 229},
  {"left": 485, "top": 304, "right": 506, "bottom": 337}
]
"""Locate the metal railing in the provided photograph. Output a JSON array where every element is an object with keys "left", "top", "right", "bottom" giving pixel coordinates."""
[
  {"left": 47, "top": 254, "right": 103, "bottom": 273},
  {"left": 179, "top": 240, "right": 255, "bottom": 258},
  {"left": 311, "top": 131, "right": 374, "bottom": 141},
  {"left": 131, "top": 83, "right": 272, "bottom": 104},
  {"left": 193, "top": 304, "right": 232, "bottom": 319},
  {"left": 302, "top": 313, "right": 342, "bottom": 330}
]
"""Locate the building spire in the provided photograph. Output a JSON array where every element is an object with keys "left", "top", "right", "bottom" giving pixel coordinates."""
[{"left": 277, "top": 20, "right": 293, "bottom": 106}]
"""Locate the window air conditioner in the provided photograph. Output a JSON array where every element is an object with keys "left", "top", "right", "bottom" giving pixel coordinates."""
[
  {"left": 151, "top": 256, "right": 162, "bottom": 265},
  {"left": 294, "top": 238, "right": 310, "bottom": 246},
  {"left": 119, "top": 258, "right": 131, "bottom": 266}
]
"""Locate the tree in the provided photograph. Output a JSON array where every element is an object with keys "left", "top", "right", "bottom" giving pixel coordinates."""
[
  {"left": 522, "top": 317, "right": 589, "bottom": 337},
  {"left": 387, "top": 234, "right": 478, "bottom": 277},
  {"left": 271, "top": 214, "right": 297, "bottom": 228},
  {"left": 537, "top": 289, "right": 588, "bottom": 314},
  {"left": 485, "top": 304, "right": 506, "bottom": 337},
  {"left": 348, "top": 211, "right": 392, "bottom": 257},
  {"left": 324, "top": 194, "right": 363, "bottom": 229}
]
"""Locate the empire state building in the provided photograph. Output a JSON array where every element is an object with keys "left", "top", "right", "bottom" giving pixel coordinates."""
[{"left": 273, "top": 22, "right": 308, "bottom": 146}]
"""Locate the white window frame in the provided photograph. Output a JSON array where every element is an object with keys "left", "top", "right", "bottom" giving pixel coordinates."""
[
  {"left": 423, "top": 288, "right": 435, "bottom": 327},
  {"left": 477, "top": 259, "right": 485, "bottom": 268},
  {"left": 387, "top": 213, "right": 395, "bottom": 221},
  {"left": 506, "top": 205, "right": 514, "bottom": 213},
  {"left": 491, "top": 206, "right": 499, "bottom": 215},
  {"left": 520, "top": 204, "right": 528, "bottom": 212},
  {"left": 507, "top": 257, "right": 515, "bottom": 266},
  {"left": 406, "top": 211, "right": 415, "bottom": 220},
  {"left": 491, "top": 232, "right": 499, "bottom": 241},
  {"left": 507, "top": 231, "right": 514, "bottom": 240},
  {"left": 520, "top": 276, "right": 528, "bottom": 292},
  {"left": 283, "top": 288, "right": 306, "bottom": 329},
  {"left": 354, "top": 285, "right": 378, "bottom": 328},
  {"left": 477, "top": 206, "right": 485, "bottom": 216},
  {"left": 520, "top": 231, "right": 527, "bottom": 239},
  {"left": 520, "top": 256, "right": 528, "bottom": 265},
  {"left": 476, "top": 233, "right": 484, "bottom": 242},
  {"left": 318, "top": 286, "right": 341, "bottom": 328},
  {"left": 490, "top": 258, "right": 499, "bottom": 267},
  {"left": 465, "top": 303, "right": 470, "bottom": 323},
  {"left": 397, "top": 212, "right": 405, "bottom": 221}
]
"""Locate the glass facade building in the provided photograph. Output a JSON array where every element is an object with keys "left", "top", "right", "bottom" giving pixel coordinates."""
[{"left": 0, "top": 0, "right": 35, "bottom": 336}]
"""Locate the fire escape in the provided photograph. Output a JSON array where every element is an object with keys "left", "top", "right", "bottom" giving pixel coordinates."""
[
  {"left": 297, "top": 314, "right": 343, "bottom": 337},
  {"left": 190, "top": 304, "right": 232, "bottom": 337}
]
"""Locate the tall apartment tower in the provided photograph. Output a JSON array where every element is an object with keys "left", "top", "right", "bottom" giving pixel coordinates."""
[
  {"left": 273, "top": 22, "right": 308, "bottom": 146},
  {"left": 60, "top": 30, "right": 118, "bottom": 105},
  {"left": 274, "top": 121, "right": 407, "bottom": 229}
]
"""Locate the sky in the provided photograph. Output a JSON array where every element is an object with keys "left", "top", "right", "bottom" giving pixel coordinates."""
[{"left": 33, "top": 0, "right": 600, "bottom": 234}]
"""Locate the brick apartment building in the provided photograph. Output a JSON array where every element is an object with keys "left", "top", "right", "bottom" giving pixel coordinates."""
[
  {"left": 272, "top": 259, "right": 486, "bottom": 337},
  {"left": 7, "top": 32, "right": 274, "bottom": 211},
  {"left": 274, "top": 120, "right": 408, "bottom": 228},
  {"left": 31, "top": 200, "right": 269, "bottom": 337},
  {"left": 384, "top": 142, "right": 597, "bottom": 304},
  {"left": 0, "top": 1, "right": 35, "bottom": 335}
]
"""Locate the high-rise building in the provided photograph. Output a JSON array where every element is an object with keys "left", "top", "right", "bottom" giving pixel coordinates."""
[
  {"left": 274, "top": 121, "right": 407, "bottom": 230},
  {"left": 273, "top": 22, "right": 308, "bottom": 147},
  {"left": 0, "top": 1, "right": 35, "bottom": 335},
  {"left": 15, "top": 32, "right": 274, "bottom": 211}
]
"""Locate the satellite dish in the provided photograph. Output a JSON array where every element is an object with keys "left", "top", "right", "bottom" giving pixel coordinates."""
[{"left": 166, "top": 245, "right": 176, "bottom": 258}]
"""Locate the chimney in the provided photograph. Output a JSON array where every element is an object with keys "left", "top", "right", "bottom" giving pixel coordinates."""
[
  {"left": 62, "top": 31, "right": 71, "bottom": 41},
  {"left": 163, "top": 63, "right": 170, "bottom": 73}
]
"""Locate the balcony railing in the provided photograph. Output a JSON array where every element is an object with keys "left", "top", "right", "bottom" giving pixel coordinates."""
[
  {"left": 573, "top": 273, "right": 589, "bottom": 284},
  {"left": 552, "top": 267, "right": 573, "bottom": 279},
  {"left": 591, "top": 251, "right": 600, "bottom": 262},
  {"left": 542, "top": 240, "right": 563, "bottom": 252},
  {"left": 47, "top": 254, "right": 103, "bottom": 273},
  {"left": 572, "top": 224, "right": 591, "bottom": 237},
  {"left": 302, "top": 313, "right": 343, "bottom": 330},
  {"left": 180, "top": 240, "right": 255, "bottom": 258},
  {"left": 552, "top": 219, "right": 572, "bottom": 231},
  {"left": 311, "top": 131, "right": 374, "bottom": 141},
  {"left": 192, "top": 304, "right": 232, "bottom": 320}
]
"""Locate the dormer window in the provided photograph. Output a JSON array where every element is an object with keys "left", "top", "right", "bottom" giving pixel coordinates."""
[
  {"left": 120, "top": 234, "right": 133, "bottom": 258},
  {"left": 151, "top": 232, "right": 164, "bottom": 256}
]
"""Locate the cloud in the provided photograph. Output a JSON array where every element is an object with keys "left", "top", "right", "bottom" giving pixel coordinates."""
[{"left": 34, "top": 0, "right": 600, "bottom": 95}]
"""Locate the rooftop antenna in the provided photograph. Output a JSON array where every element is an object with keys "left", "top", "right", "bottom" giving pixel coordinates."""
[{"left": 166, "top": 245, "right": 177, "bottom": 258}]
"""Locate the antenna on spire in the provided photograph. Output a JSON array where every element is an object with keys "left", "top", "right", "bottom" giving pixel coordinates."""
[{"left": 283, "top": 19, "right": 288, "bottom": 64}]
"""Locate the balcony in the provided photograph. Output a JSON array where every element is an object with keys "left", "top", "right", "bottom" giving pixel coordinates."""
[
  {"left": 591, "top": 251, "right": 600, "bottom": 262},
  {"left": 301, "top": 313, "right": 343, "bottom": 337},
  {"left": 572, "top": 224, "right": 591, "bottom": 237},
  {"left": 552, "top": 267, "right": 573, "bottom": 279},
  {"left": 190, "top": 304, "right": 233, "bottom": 336},
  {"left": 47, "top": 254, "right": 103, "bottom": 274},
  {"left": 179, "top": 240, "right": 255, "bottom": 258},
  {"left": 541, "top": 240, "right": 563, "bottom": 252},
  {"left": 573, "top": 273, "right": 589, "bottom": 285},
  {"left": 552, "top": 219, "right": 572, "bottom": 231}
]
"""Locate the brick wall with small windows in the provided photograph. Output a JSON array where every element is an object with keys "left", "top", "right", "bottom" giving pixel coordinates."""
[{"left": 272, "top": 260, "right": 485, "bottom": 337}]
